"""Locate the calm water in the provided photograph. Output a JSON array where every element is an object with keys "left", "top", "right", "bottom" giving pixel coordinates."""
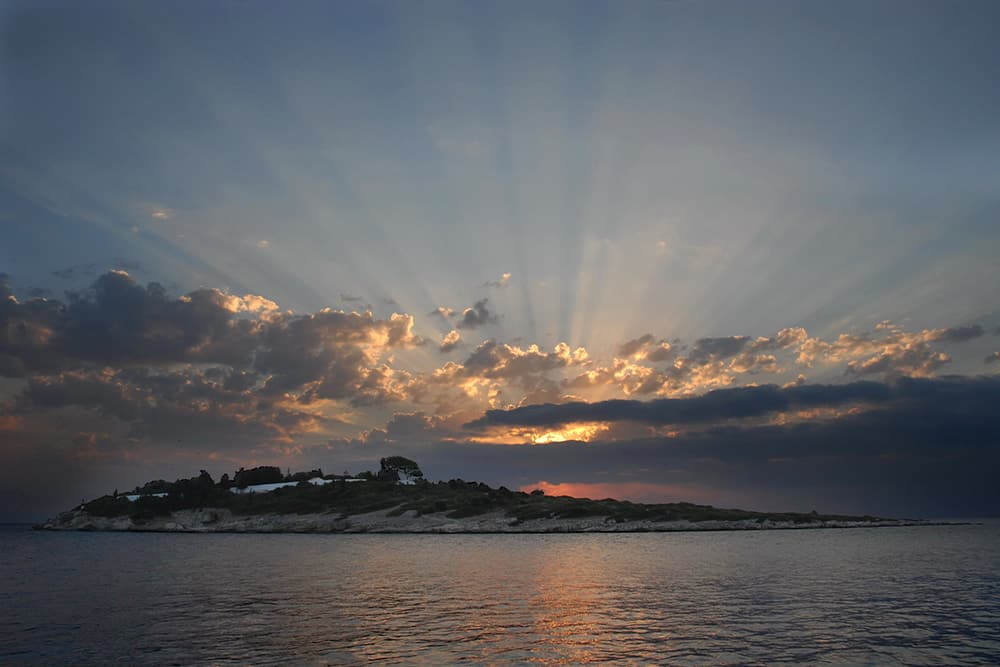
[{"left": 2, "top": 523, "right": 999, "bottom": 665}]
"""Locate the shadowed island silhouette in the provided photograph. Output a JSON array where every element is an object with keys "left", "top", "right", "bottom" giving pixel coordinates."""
[{"left": 40, "top": 456, "right": 930, "bottom": 533}]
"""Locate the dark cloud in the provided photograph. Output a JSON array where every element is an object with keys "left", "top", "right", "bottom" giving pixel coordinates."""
[
  {"left": 645, "top": 344, "right": 675, "bottom": 363},
  {"left": 1, "top": 272, "right": 419, "bottom": 405},
  {"left": 0, "top": 269, "right": 425, "bottom": 477},
  {"left": 456, "top": 299, "right": 497, "bottom": 330},
  {"left": 617, "top": 334, "right": 676, "bottom": 363},
  {"left": 60, "top": 272, "right": 260, "bottom": 367},
  {"left": 931, "top": 325, "right": 984, "bottom": 343},
  {"left": 465, "top": 377, "right": 991, "bottom": 429},
  {"left": 381, "top": 376, "right": 1000, "bottom": 517},
  {"left": 0, "top": 271, "right": 267, "bottom": 375},
  {"left": 688, "top": 336, "right": 750, "bottom": 364},
  {"left": 326, "top": 411, "right": 463, "bottom": 453},
  {"left": 986, "top": 352, "right": 1000, "bottom": 364},
  {"left": 0, "top": 280, "right": 73, "bottom": 376},
  {"left": 340, "top": 293, "right": 364, "bottom": 303},
  {"left": 254, "top": 310, "right": 418, "bottom": 405},
  {"left": 328, "top": 376, "right": 1000, "bottom": 518},
  {"left": 384, "top": 412, "right": 456, "bottom": 441},
  {"left": 16, "top": 367, "right": 318, "bottom": 444},
  {"left": 618, "top": 334, "right": 654, "bottom": 357}
]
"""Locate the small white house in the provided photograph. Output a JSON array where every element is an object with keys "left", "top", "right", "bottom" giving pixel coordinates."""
[
  {"left": 229, "top": 476, "right": 335, "bottom": 495},
  {"left": 126, "top": 476, "right": 371, "bottom": 500},
  {"left": 124, "top": 492, "right": 169, "bottom": 502}
]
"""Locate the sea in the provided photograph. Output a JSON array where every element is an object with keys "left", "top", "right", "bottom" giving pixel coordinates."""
[{"left": 2, "top": 522, "right": 999, "bottom": 665}]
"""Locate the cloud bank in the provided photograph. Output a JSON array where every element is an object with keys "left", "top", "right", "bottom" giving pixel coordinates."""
[{"left": 2, "top": 270, "right": 998, "bottom": 520}]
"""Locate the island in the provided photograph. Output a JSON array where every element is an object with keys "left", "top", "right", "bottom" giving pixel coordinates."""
[{"left": 40, "top": 457, "right": 923, "bottom": 533}]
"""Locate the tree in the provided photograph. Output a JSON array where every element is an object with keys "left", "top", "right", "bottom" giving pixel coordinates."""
[
  {"left": 379, "top": 456, "right": 424, "bottom": 483},
  {"left": 169, "top": 470, "right": 218, "bottom": 506},
  {"left": 234, "top": 466, "right": 283, "bottom": 488}
]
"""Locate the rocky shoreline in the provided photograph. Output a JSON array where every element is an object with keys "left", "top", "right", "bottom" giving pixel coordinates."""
[{"left": 38, "top": 506, "right": 932, "bottom": 534}]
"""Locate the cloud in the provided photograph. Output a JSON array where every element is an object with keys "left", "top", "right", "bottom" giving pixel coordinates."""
[
  {"left": 618, "top": 334, "right": 675, "bottom": 363},
  {"left": 482, "top": 272, "right": 512, "bottom": 288},
  {"left": 439, "top": 329, "right": 461, "bottom": 353},
  {"left": 255, "top": 310, "right": 420, "bottom": 405},
  {"left": 149, "top": 207, "right": 174, "bottom": 220},
  {"left": 1, "top": 270, "right": 425, "bottom": 431},
  {"left": 796, "top": 324, "right": 980, "bottom": 377},
  {"left": 456, "top": 299, "right": 497, "bottom": 330},
  {"left": 688, "top": 336, "right": 750, "bottom": 364},
  {"left": 844, "top": 346, "right": 949, "bottom": 377},
  {"left": 568, "top": 323, "right": 983, "bottom": 400},
  {"left": 326, "top": 410, "right": 465, "bottom": 451},
  {"left": 17, "top": 271, "right": 263, "bottom": 370},
  {"left": 5, "top": 269, "right": 999, "bottom": 520},
  {"left": 986, "top": 352, "right": 1000, "bottom": 365},
  {"left": 932, "top": 324, "right": 985, "bottom": 343},
  {"left": 617, "top": 334, "right": 655, "bottom": 358},
  {"left": 330, "top": 375, "right": 1000, "bottom": 517},
  {"left": 429, "top": 306, "right": 455, "bottom": 320},
  {"left": 466, "top": 377, "right": 948, "bottom": 429},
  {"left": 17, "top": 367, "right": 319, "bottom": 446},
  {"left": 0, "top": 270, "right": 422, "bottom": 377},
  {"left": 220, "top": 293, "right": 280, "bottom": 316},
  {"left": 442, "top": 339, "right": 590, "bottom": 383},
  {"left": 382, "top": 411, "right": 461, "bottom": 442}
]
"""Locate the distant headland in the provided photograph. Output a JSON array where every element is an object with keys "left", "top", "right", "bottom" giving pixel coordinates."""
[{"left": 40, "top": 457, "right": 927, "bottom": 533}]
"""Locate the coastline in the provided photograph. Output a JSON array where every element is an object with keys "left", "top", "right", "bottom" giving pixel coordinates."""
[{"left": 38, "top": 506, "right": 944, "bottom": 534}]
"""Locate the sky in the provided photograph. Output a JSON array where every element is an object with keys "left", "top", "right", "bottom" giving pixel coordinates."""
[{"left": 2, "top": 0, "right": 999, "bottom": 521}]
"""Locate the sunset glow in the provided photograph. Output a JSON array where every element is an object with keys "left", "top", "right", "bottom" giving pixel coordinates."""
[
  {"left": 1, "top": 0, "right": 999, "bottom": 523},
  {"left": 4, "top": 4, "right": 1000, "bottom": 666}
]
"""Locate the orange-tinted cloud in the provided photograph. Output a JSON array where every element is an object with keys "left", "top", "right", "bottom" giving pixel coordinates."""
[{"left": 439, "top": 329, "right": 461, "bottom": 352}]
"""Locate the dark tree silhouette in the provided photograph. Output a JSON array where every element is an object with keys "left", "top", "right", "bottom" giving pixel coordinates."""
[
  {"left": 233, "top": 466, "right": 283, "bottom": 488},
  {"left": 379, "top": 456, "right": 424, "bottom": 483}
]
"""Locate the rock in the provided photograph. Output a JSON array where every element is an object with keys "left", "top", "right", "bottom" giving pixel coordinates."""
[{"left": 37, "top": 504, "right": 926, "bottom": 534}]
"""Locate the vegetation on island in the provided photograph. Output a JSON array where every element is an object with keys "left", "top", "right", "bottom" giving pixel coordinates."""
[{"left": 80, "top": 456, "right": 880, "bottom": 526}]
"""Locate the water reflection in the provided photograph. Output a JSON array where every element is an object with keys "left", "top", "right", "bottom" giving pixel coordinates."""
[{"left": 2, "top": 526, "right": 999, "bottom": 665}]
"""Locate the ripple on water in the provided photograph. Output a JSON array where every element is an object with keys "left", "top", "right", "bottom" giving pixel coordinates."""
[{"left": 1, "top": 525, "right": 999, "bottom": 665}]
